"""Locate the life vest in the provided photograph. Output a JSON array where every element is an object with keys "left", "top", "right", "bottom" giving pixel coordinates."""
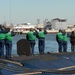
[
  {"left": 62, "top": 35, "right": 68, "bottom": 42},
  {"left": 0, "top": 33, "right": 5, "bottom": 40},
  {"left": 28, "top": 31, "right": 36, "bottom": 40},
  {"left": 38, "top": 31, "right": 45, "bottom": 38},
  {"left": 5, "top": 33, "right": 13, "bottom": 41},
  {"left": 57, "top": 32, "right": 63, "bottom": 40}
]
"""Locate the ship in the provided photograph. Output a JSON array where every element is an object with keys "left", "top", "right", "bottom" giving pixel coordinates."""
[
  {"left": 13, "top": 23, "right": 36, "bottom": 34},
  {"left": 0, "top": 52, "right": 75, "bottom": 75}
]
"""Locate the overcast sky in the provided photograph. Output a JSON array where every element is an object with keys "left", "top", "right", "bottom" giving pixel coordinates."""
[{"left": 0, "top": 0, "right": 75, "bottom": 25}]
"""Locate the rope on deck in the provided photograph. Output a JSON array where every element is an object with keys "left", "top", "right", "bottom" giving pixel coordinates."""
[
  {"left": 0, "top": 60, "right": 75, "bottom": 74},
  {"left": 0, "top": 59, "right": 23, "bottom": 66},
  {"left": 0, "top": 63, "right": 29, "bottom": 73}
]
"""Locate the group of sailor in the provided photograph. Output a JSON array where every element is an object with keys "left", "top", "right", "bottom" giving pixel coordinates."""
[
  {"left": 26, "top": 28, "right": 47, "bottom": 55},
  {"left": 56, "top": 29, "right": 68, "bottom": 52},
  {"left": 0, "top": 25, "right": 15, "bottom": 59},
  {"left": 0, "top": 25, "right": 75, "bottom": 58},
  {"left": 26, "top": 28, "right": 75, "bottom": 55},
  {"left": 56, "top": 29, "right": 75, "bottom": 52}
]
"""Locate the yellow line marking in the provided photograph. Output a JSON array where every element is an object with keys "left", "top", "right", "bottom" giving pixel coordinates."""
[{"left": 58, "top": 66, "right": 75, "bottom": 70}]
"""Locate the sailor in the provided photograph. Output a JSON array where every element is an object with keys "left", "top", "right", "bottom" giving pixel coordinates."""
[
  {"left": 26, "top": 28, "right": 37, "bottom": 55},
  {"left": 56, "top": 29, "right": 63, "bottom": 52},
  {"left": 37, "top": 28, "right": 47, "bottom": 54},
  {"left": 0, "top": 25, "right": 10, "bottom": 58},
  {"left": 70, "top": 31, "right": 75, "bottom": 52},
  {"left": 62, "top": 30, "right": 68, "bottom": 52},
  {"left": 5, "top": 28, "right": 15, "bottom": 58}
]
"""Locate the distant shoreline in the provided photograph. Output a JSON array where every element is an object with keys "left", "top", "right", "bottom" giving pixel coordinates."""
[{"left": 14, "top": 29, "right": 72, "bottom": 34}]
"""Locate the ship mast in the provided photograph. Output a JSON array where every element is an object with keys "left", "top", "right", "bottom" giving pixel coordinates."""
[{"left": 10, "top": 0, "right": 11, "bottom": 25}]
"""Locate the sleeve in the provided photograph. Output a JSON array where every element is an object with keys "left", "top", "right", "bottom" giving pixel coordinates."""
[
  {"left": 44, "top": 30, "right": 47, "bottom": 34},
  {"left": 0, "top": 28, "right": 10, "bottom": 33},
  {"left": 11, "top": 31, "right": 16, "bottom": 36},
  {"left": 34, "top": 31, "right": 39, "bottom": 38},
  {"left": 26, "top": 34, "right": 29, "bottom": 40},
  {"left": 56, "top": 34, "right": 59, "bottom": 42}
]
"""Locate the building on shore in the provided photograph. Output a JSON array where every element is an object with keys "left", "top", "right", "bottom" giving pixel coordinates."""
[
  {"left": 51, "top": 18, "right": 67, "bottom": 30},
  {"left": 44, "top": 18, "right": 69, "bottom": 30}
]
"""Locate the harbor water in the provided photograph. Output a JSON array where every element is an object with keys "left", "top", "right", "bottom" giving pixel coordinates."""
[{"left": 9, "top": 34, "right": 71, "bottom": 56}]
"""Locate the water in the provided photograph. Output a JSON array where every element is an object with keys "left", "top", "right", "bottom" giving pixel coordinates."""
[{"left": 10, "top": 34, "right": 71, "bottom": 56}]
